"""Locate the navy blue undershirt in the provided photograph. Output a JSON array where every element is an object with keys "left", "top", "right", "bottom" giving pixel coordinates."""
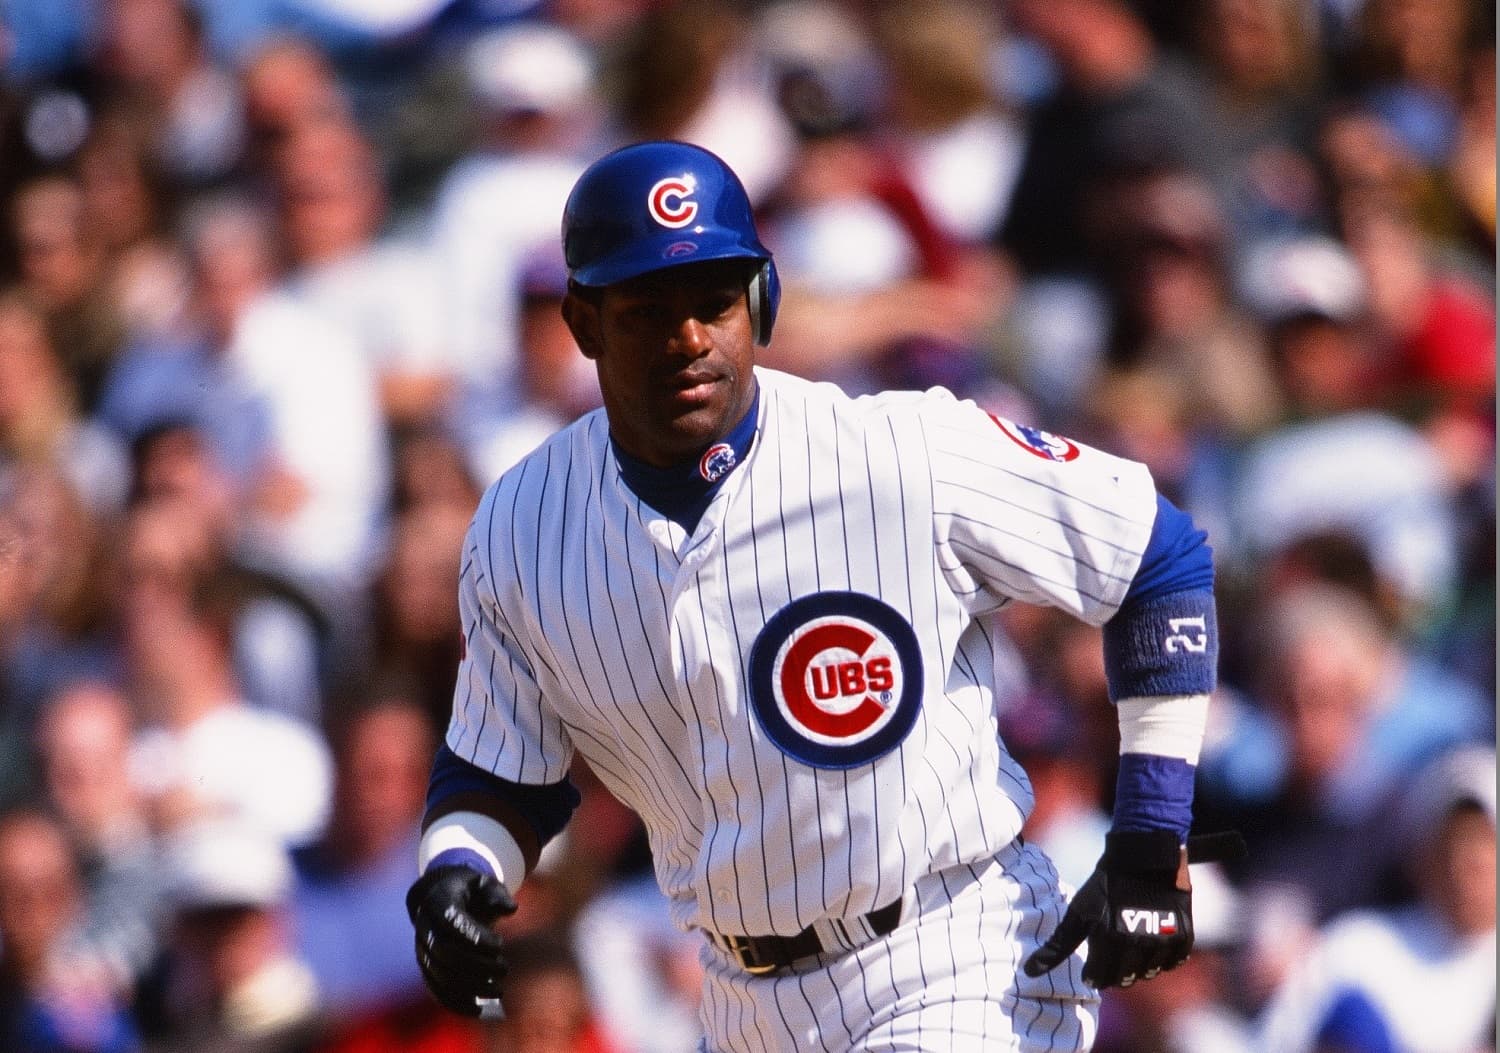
[
  {"left": 426, "top": 744, "right": 579, "bottom": 849},
  {"left": 1106, "top": 493, "right": 1219, "bottom": 838},
  {"left": 1121, "top": 493, "right": 1215, "bottom": 603},
  {"left": 610, "top": 384, "right": 760, "bottom": 534}
]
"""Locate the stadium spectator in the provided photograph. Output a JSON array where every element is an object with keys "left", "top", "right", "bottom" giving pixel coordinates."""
[
  {"left": 7, "top": 174, "right": 126, "bottom": 413},
  {"left": 120, "top": 499, "right": 333, "bottom": 849},
  {"left": 427, "top": 21, "right": 598, "bottom": 408},
  {"left": 1196, "top": 581, "right": 1490, "bottom": 921},
  {"left": 1255, "top": 746, "right": 1497, "bottom": 1053},
  {"left": 0, "top": 464, "right": 118, "bottom": 728},
  {"left": 869, "top": 0, "right": 1024, "bottom": 248},
  {"left": 759, "top": 118, "right": 1005, "bottom": 395},
  {"left": 368, "top": 502, "right": 471, "bottom": 732},
  {"left": 73, "top": 114, "right": 192, "bottom": 341},
  {"left": 0, "top": 808, "right": 139, "bottom": 1053},
  {"left": 145, "top": 819, "right": 324, "bottom": 1052},
  {"left": 1189, "top": 0, "right": 1326, "bottom": 240},
  {"left": 91, "top": 0, "right": 247, "bottom": 188},
  {"left": 219, "top": 245, "right": 389, "bottom": 617},
  {"left": 292, "top": 697, "right": 433, "bottom": 1018},
  {"left": 1446, "top": 42, "right": 1495, "bottom": 253},
  {"left": 480, "top": 935, "right": 617, "bottom": 1053},
  {"left": 605, "top": 0, "right": 795, "bottom": 204},
  {"left": 37, "top": 681, "right": 166, "bottom": 998},
  {"left": 0, "top": 290, "right": 130, "bottom": 513},
  {"left": 438, "top": 239, "right": 603, "bottom": 489},
  {"left": 1342, "top": 198, "right": 1495, "bottom": 410},
  {"left": 1088, "top": 166, "right": 1284, "bottom": 439},
  {"left": 238, "top": 36, "right": 352, "bottom": 170},
  {"left": 387, "top": 422, "right": 485, "bottom": 520},
  {"left": 95, "top": 193, "right": 277, "bottom": 479},
  {"left": 1336, "top": 0, "right": 1480, "bottom": 174},
  {"left": 125, "top": 422, "right": 329, "bottom": 726},
  {"left": 272, "top": 119, "right": 452, "bottom": 429},
  {"left": 1237, "top": 232, "right": 1383, "bottom": 419},
  {"left": 1228, "top": 409, "right": 1462, "bottom": 622},
  {"left": 570, "top": 873, "right": 702, "bottom": 1053},
  {"left": 998, "top": 0, "right": 1230, "bottom": 277}
]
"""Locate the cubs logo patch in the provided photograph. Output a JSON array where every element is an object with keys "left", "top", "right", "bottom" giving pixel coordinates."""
[
  {"left": 699, "top": 442, "right": 736, "bottom": 482},
  {"left": 648, "top": 174, "right": 699, "bottom": 229},
  {"left": 988, "top": 414, "right": 1080, "bottom": 462},
  {"left": 749, "top": 592, "right": 923, "bottom": 769}
]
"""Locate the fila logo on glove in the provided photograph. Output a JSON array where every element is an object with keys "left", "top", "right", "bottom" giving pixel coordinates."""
[{"left": 1119, "top": 909, "right": 1179, "bottom": 936}]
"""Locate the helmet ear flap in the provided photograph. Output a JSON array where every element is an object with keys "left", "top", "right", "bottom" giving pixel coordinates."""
[{"left": 747, "top": 259, "right": 781, "bottom": 347}]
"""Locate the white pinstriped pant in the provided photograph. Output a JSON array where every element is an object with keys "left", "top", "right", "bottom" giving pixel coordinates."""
[{"left": 696, "top": 839, "right": 1099, "bottom": 1052}]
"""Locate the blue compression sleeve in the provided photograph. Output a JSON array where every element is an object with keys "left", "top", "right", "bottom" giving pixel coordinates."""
[
  {"left": 1122, "top": 493, "right": 1214, "bottom": 604},
  {"left": 1105, "top": 494, "right": 1218, "bottom": 837},
  {"left": 425, "top": 744, "right": 580, "bottom": 851},
  {"left": 1111, "top": 755, "right": 1197, "bottom": 835},
  {"left": 1104, "top": 494, "right": 1218, "bottom": 701},
  {"left": 427, "top": 847, "right": 500, "bottom": 878}
]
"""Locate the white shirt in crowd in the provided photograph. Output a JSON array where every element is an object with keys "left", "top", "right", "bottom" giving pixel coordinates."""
[
  {"left": 130, "top": 701, "right": 334, "bottom": 849},
  {"left": 225, "top": 289, "right": 390, "bottom": 588}
]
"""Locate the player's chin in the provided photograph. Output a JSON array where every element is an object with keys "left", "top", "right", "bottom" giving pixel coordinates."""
[{"left": 655, "top": 402, "right": 732, "bottom": 453}]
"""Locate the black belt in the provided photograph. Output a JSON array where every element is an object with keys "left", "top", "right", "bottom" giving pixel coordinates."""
[{"left": 711, "top": 898, "right": 905, "bottom": 975}]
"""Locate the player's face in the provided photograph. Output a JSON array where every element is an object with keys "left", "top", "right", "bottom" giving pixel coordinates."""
[{"left": 566, "top": 260, "right": 757, "bottom": 468}]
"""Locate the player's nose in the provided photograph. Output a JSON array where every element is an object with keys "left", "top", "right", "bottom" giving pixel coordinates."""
[{"left": 669, "top": 315, "right": 713, "bottom": 357}]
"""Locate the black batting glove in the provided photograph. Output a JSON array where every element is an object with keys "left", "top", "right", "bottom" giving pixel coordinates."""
[
  {"left": 406, "top": 865, "right": 518, "bottom": 1017},
  {"left": 1023, "top": 830, "right": 1245, "bottom": 989}
]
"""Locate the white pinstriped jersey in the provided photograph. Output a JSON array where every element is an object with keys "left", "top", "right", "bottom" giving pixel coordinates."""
[{"left": 447, "top": 366, "right": 1157, "bottom": 939}]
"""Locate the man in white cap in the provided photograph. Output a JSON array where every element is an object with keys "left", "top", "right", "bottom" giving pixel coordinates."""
[
  {"left": 427, "top": 21, "right": 600, "bottom": 409},
  {"left": 148, "top": 820, "right": 324, "bottom": 1053}
]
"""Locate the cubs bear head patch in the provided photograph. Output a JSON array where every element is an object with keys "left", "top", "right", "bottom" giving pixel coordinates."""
[{"left": 988, "top": 414, "right": 1080, "bottom": 463}]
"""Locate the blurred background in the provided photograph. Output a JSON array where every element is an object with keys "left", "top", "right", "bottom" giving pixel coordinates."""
[{"left": 0, "top": 0, "right": 1493, "bottom": 1050}]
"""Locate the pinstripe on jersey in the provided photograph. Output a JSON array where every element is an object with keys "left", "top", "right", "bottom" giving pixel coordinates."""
[{"left": 447, "top": 366, "right": 1157, "bottom": 939}]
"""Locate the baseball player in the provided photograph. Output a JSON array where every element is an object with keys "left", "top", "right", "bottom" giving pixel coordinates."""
[{"left": 407, "top": 141, "right": 1233, "bottom": 1051}]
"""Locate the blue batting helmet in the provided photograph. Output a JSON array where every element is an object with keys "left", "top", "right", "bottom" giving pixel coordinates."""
[{"left": 561, "top": 140, "right": 781, "bottom": 346}]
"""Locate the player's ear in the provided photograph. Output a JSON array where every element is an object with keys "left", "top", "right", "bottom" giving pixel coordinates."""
[{"left": 561, "top": 285, "right": 603, "bottom": 360}]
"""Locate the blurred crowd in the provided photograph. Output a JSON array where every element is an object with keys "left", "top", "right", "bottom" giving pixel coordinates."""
[{"left": 0, "top": 0, "right": 1494, "bottom": 1050}]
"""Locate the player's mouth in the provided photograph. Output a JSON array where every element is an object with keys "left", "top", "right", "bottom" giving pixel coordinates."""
[{"left": 661, "top": 370, "right": 722, "bottom": 405}]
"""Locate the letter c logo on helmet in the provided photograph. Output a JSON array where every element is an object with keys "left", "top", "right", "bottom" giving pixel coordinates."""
[{"left": 647, "top": 175, "right": 699, "bottom": 228}]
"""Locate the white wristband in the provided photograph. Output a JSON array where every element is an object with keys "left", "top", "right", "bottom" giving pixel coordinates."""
[
  {"left": 418, "top": 810, "right": 526, "bottom": 889},
  {"left": 1117, "top": 694, "right": 1209, "bottom": 765}
]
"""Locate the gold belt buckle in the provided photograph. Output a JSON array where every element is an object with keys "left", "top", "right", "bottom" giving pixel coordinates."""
[{"left": 723, "top": 935, "right": 781, "bottom": 976}]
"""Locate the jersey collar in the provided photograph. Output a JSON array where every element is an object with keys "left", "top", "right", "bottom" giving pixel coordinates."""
[{"left": 611, "top": 382, "right": 760, "bottom": 534}]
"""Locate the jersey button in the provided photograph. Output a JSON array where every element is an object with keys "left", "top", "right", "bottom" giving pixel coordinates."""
[
  {"left": 705, "top": 718, "right": 720, "bottom": 733},
  {"left": 716, "top": 887, "right": 732, "bottom": 902}
]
